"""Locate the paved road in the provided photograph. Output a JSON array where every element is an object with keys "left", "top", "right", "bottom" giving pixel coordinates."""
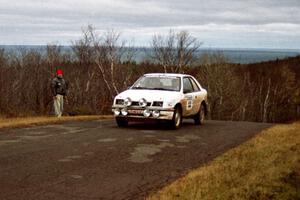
[{"left": 0, "top": 119, "right": 272, "bottom": 200}]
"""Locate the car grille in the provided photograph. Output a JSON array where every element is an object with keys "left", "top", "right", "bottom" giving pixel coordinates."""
[
  {"left": 131, "top": 101, "right": 151, "bottom": 107},
  {"left": 152, "top": 101, "right": 163, "bottom": 107},
  {"left": 116, "top": 100, "right": 161, "bottom": 107}
]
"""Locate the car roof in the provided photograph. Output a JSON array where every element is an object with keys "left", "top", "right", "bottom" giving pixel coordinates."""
[{"left": 144, "top": 73, "right": 191, "bottom": 78}]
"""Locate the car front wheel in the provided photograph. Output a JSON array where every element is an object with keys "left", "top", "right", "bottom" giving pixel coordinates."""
[
  {"left": 116, "top": 117, "right": 128, "bottom": 127},
  {"left": 170, "top": 106, "right": 182, "bottom": 129}
]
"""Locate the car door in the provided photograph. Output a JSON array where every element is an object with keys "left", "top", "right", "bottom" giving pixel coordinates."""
[
  {"left": 182, "top": 77, "right": 197, "bottom": 116},
  {"left": 189, "top": 77, "right": 202, "bottom": 115}
]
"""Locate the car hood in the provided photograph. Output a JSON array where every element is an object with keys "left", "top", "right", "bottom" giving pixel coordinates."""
[{"left": 116, "top": 89, "right": 181, "bottom": 102}]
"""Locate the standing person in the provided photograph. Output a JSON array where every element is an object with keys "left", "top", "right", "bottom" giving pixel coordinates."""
[{"left": 51, "top": 69, "right": 69, "bottom": 117}]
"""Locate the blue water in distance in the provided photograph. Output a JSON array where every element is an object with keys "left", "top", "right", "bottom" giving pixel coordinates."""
[{"left": 1, "top": 45, "right": 300, "bottom": 64}]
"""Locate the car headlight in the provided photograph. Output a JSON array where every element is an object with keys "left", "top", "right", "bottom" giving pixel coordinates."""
[
  {"left": 139, "top": 98, "right": 147, "bottom": 107},
  {"left": 121, "top": 108, "right": 128, "bottom": 116},
  {"left": 152, "top": 110, "right": 160, "bottom": 118},
  {"left": 124, "top": 97, "right": 132, "bottom": 107},
  {"left": 114, "top": 108, "right": 120, "bottom": 116},
  {"left": 115, "top": 99, "right": 124, "bottom": 105},
  {"left": 143, "top": 109, "right": 151, "bottom": 117}
]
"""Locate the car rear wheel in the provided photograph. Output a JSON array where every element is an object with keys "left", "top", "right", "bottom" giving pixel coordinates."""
[
  {"left": 170, "top": 106, "right": 182, "bottom": 129},
  {"left": 194, "top": 104, "right": 205, "bottom": 125},
  {"left": 116, "top": 117, "right": 128, "bottom": 127}
]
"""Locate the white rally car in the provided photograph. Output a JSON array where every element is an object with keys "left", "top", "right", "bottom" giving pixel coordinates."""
[{"left": 112, "top": 73, "right": 208, "bottom": 129}]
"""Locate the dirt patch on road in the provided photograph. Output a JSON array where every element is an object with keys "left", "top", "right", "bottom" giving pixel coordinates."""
[
  {"left": 97, "top": 138, "right": 117, "bottom": 142},
  {"left": 129, "top": 142, "right": 175, "bottom": 163},
  {"left": 175, "top": 134, "right": 201, "bottom": 143}
]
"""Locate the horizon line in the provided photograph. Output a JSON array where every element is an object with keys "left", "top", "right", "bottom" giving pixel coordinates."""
[{"left": 1, "top": 44, "right": 300, "bottom": 52}]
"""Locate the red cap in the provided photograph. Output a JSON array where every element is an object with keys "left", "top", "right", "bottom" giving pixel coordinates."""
[{"left": 56, "top": 69, "right": 63, "bottom": 75}]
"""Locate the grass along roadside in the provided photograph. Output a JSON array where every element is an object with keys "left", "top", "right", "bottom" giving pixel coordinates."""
[
  {"left": 0, "top": 115, "right": 113, "bottom": 129},
  {"left": 147, "top": 122, "right": 300, "bottom": 200}
]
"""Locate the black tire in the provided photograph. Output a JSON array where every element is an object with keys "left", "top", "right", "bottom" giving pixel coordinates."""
[
  {"left": 116, "top": 117, "right": 128, "bottom": 127},
  {"left": 170, "top": 106, "right": 182, "bottom": 129},
  {"left": 194, "top": 104, "right": 205, "bottom": 125}
]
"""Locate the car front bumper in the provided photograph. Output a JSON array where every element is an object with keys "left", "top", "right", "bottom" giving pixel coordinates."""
[{"left": 112, "top": 106, "right": 174, "bottom": 120}]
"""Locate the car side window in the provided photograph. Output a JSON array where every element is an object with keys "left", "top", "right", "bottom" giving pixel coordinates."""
[
  {"left": 189, "top": 78, "right": 201, "bottom": 92},
  {"left": 183, "top": 78, "right": 194, "bottom": 93}
]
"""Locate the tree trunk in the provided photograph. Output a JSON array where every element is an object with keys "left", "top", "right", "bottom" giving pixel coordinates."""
[{"left": 263, "top": 78, "right": 271, "bottom": 123}]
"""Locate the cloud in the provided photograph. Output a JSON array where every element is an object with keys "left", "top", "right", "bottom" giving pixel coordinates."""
[{"left": 0, "top": 0, "right": 299, "bottom": 48}]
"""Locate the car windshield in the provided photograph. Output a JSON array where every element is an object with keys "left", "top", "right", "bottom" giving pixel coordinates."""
[{"left": 131, "top": 76, "right": 181, "bottom": 91}]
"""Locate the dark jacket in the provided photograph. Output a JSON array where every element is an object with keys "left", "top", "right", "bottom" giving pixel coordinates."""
[{"left": 51, "top": 77, "right": 69, "bottom": 96}]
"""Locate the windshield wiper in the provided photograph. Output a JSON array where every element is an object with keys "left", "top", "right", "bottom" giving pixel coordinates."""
[
  {"left": 132, "top": 87, "right": 176, "bottom": 91},
  {"left": 151, "top": 87, "right": 176, "bottom": 91},
  {"left": 131, "top": 86, "right": 149, "bottom": 90}
]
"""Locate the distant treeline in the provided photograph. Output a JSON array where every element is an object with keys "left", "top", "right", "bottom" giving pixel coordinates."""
[
  {"left": 0, "top": 27, "right": 299, "bottom": 122},
  {"left": 2, "top": 45, "right": 300, "bottom": 64}
]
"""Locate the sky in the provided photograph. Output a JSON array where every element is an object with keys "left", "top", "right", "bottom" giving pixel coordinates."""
[{"left": 0, "top": 0, "right": 300, "bottom": 49}]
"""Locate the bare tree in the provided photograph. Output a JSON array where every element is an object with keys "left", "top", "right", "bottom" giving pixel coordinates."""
[
  {"left": 71, "top": 25, "right": 98, "bottom": 107},
  {"left": 152, "top": 30, "right": 176, "bottom": 72},
  {"left": 73, "top": 25, "right": 136, "bottom": 100},
  {"left": 46, "top": 44, "right": 62, "bottom": 68},
  {"left": 91, "top": 28, "right": 135, "bottom": 98},
  {"left": 151, "top": 30, "right": 201, "bottom": 73},
  {"left": 94, "top": 29, "right": 123, "bottom": 96},
  {"left": 72, "top": 25, "right": 95, "bottom": 67},
  {"left": 197, "top": 52, "right": 238, "bottom": 120},
  {"left": 0, "top": 48, "right": 7, "bottom": 114}
]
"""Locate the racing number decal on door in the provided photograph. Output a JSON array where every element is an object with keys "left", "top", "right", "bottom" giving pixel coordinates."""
[{"left": 186, "top": 95, "right": 193, "bottom": 110}]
